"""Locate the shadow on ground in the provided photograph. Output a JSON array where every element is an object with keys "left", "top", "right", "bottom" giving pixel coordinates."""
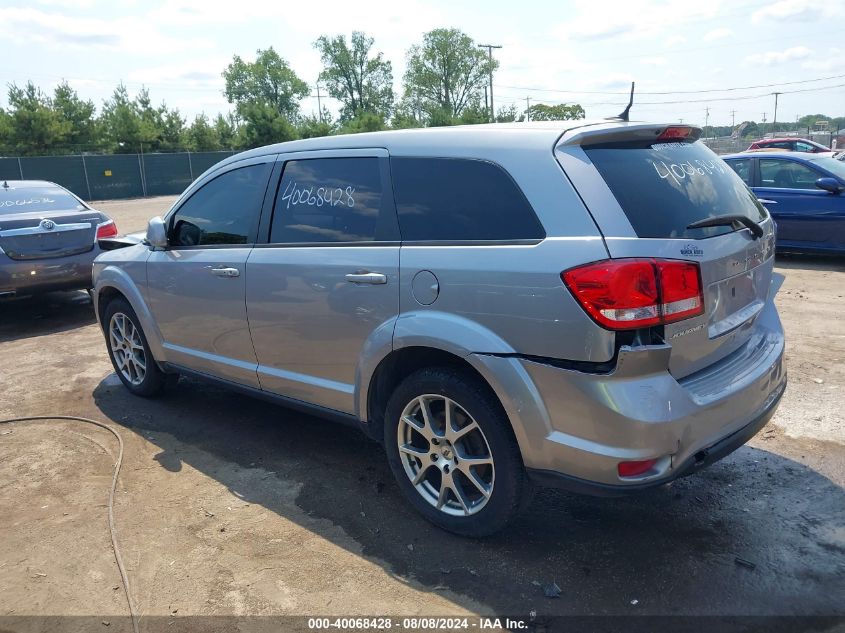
[
  {"left": 775, "top": 252, "right": 845, "bottom": 273},
  {"left": 0, "top": 291, "right": 95, "bottom": 343},
  {"left": 92, "top": 375, "right": 845, "bottom": 617}
]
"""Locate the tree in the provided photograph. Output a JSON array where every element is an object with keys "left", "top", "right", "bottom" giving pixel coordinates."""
[
  {"left": 236, "top": 101, "right": 298, "bottom": 149},
  {"left": 403, "top": 28, "right": 496, "bottom": 121},
  {"left": 495, "top": 103, "right": 523, "bottom": 123},
  {"left": 185, "top": 114, "right": 220, "bottom": 151},
  {"left": 52, "top": 81, "right": 96, "bottom": 152},
  {"left": 223, "top": 48, "right": 309, "bottom": 121},
  {"left": 314, "top": 31, "right": 394, "bottom": 122},
  {"left": 100, "top": 84, "right": 144, "bottom": 152},
  {"left": 4, "top": 82, "right": 66, "bottom": 155},
  {"left": 213, "top": 113, "right": 237, "bottom": 149},
  {"left": 527, "top": 103, "right": 585, "bottom": 121},
  {"left": 338, "top": 111, "right": 385, "bottom": 134},
  {"left": 297, "top": 113, "right": 334, "bottom": 139}
]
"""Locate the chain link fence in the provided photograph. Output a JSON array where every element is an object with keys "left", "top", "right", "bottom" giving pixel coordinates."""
[{"left": 0, "top": 151, "right": 235, "bottom": 201}]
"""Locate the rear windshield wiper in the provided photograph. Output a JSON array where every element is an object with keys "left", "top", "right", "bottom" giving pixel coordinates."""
[{"left": 687, "top": 214, "right": 764, "bottom": 239}]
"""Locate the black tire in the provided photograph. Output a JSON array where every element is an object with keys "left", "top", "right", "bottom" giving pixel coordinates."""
[
  {"left": 103, "top": 297, "right": 172, "bottom": 397},
  {"left": 383, "top": 367, "right": 527, "bottom": 537}
]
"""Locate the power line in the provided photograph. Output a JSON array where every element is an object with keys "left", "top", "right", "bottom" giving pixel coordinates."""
[{"left": 495, "top": 72, "right": 845, "bottom": 96}]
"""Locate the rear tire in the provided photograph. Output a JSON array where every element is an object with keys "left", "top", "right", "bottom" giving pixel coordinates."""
[
  {"left": 384, "top": 367, "right": 526, "bottom": 537},
  {"left": 103, "top": 298, "right": 171, "bottom": 397}
]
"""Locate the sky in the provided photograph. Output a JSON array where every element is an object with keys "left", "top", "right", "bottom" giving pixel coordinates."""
[{"left": 2, "top": 0, "right": 844, "bottom": 128}]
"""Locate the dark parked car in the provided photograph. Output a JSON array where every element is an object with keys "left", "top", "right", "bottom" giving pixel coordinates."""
[
  {"left": 0, "top": 180, "right": 118, "bottom": 297},
  {"left": 723, "top": 152, "right": 845, "bottom": 254}
]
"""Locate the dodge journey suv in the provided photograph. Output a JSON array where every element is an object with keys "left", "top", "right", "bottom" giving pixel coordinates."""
[{"left": 93, "top": 121, "right": 786, "bottom": 536}]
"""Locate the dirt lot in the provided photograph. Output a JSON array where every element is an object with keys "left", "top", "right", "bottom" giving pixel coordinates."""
[{"left": 0, "top": 197, "right": 843, "bottom": 628}]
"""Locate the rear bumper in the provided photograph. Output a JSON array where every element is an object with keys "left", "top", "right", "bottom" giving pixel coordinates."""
[
  {"left": 0, "top": 248, "right": 98, "bottom": 295},
  {"left": 526, "top": 376, "right": 784, "bottom": 496},
  {"left": 472, "top": 293, "right": 787, "bottom": 492}
]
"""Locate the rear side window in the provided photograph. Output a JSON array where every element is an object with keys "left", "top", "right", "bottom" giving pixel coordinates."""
[
  {"left": 271, "top": 157, "right": 391, "bottom": 243},
  {"left": 0, "top": 184, "right": 85, "bottom": 214},
  {"left": 390, "top": 158, "right": 544, "bottom": 241},
  {"left": 759, "top": 159, "right": 820, "bottom": 189},
  {"left": 583, "top": 140, "right": 766, "bottom": 239},
  {"left": 169, "top": 163, "right": 271, "bottom": 246}
]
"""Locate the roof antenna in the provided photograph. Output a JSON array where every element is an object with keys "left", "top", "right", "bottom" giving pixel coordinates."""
[{"left": 617, "top": 81, "right": 635, "bottom": 121}]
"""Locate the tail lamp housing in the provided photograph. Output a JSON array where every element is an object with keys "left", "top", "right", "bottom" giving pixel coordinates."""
[
  {"left": 562, "top": 258, "right": 704, "bottom": 331},
  {"left": 96, "top": 219, "right": 119, "bottom": 240}
]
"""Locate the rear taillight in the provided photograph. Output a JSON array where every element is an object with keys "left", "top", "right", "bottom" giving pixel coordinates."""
[
  {"left": 562, "top": 258, "right": 704, "bottom": 331},
  {"left": 96, "top": 220, "right": 118, "bottom": 240},
  {"left": 656, "top": 125, "right": 694, "bottom": 142}
]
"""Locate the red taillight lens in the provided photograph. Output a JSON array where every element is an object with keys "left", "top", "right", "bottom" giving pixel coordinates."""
[
  {"left": 618, "top": 459, "right": 658, "bottom": 478},
  {"left": 562, "top": 258, "right": 704, "bottom": 331},
  {"left": 96, "top": 220, "right": 118, "bottom": 239},
  {"left": 656, "top": 126, "right": 693, "bottom": 142}
]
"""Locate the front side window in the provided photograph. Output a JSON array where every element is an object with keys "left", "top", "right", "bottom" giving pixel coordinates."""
[
  {"left": 169, "top": 163, "right": 271, "bottom": 246},
  {"left": 390, "top": 157, "right": 544, "bottom": 241},
  {"left": 759, "top": 159, "right": 821, "bottom": 189},
  {"left": 270, "top": 157, "right": 389, "bottom": 243},
  {"left": 727, "top": 158, "right": 752, "bottom": 185},
  {"left": 796, "top": 142, "right": 814, "bottom": 152}
]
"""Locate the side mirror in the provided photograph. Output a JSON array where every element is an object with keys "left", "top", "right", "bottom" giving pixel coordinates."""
[
  {"left": 146, "top": 216, "right": 168, "bottom": 250},
  {"left": 815, "top": 177, "right": 844, "bottom": 194}
]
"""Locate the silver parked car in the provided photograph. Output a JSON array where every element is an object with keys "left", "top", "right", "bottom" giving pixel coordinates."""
[
  {"left": 1, "top": 180, "right": 118, "bottom": 297},
  {"left": 93, "top": 121, "right": 786, "bottom": 536}
]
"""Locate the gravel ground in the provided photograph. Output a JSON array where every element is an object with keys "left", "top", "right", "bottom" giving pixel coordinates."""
[{"left": 0, "top": 196, "right": 842, "bottom": 628}]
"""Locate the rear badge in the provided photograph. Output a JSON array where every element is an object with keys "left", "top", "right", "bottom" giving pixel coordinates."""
[
  {"left": 680, "top": 243, "right": 703, "bottom": 257},
  {"left": 39, "top": 219, "right": 56, "bottom": 231},
  {"left": 669, "top": 323, "right": 705, "bottom": 339}
]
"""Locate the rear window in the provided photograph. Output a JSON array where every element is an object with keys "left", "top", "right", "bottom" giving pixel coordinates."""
[
  {"left": 390, "top": 158, "right": 544, "bottom": 242},
  {"left": 0, "top": 184, "right": 85, "bottom": 215},
  {"left": 583, "top": 140, "right": 766, "bottom": 239}
]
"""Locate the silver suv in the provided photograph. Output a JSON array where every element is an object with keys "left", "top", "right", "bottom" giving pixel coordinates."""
[{"left": 93, "top": 121, "right": 786, "bottom": 536}]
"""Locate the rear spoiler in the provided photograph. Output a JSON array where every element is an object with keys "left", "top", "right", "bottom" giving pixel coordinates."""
[{"left": 556, "top": 122, "right": 703, "bottom": 148}]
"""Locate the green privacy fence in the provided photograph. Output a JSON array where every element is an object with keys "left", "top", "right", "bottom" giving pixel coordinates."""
[{"left": 0, "top": 151, "right": 236, "bottom": 201}]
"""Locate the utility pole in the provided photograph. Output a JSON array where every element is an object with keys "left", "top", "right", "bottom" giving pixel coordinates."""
[
  {"left": 478, "top": 43, "right": 502, "bottom": 123},
  {"left": 762, "top": 112, "right": 767, "bottom": 136},
  {"left": 772, "top": 92, "right": 781, "bottom": 134},
  {"left": 316, "top": 82, "right": 323, "bottom": 123},
  {"left": 484, "top": 86, "right": 489, "bottom": 120},
  {"left": 705, "top": 106, "right": 710, "bottom": 138},
  {"left": 730, "top": 110, "right": 736, "bottom": 128},
  {"left": 526, "top": 96, "right": 531, "bottom": 122}
]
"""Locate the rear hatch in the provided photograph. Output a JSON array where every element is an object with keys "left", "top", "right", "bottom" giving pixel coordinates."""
[
  {"left": 556, "top": 123, "right": 776, "bottom": 379},
  {"left": 0, "top": 184, "right": 101, "bottom": 260}
]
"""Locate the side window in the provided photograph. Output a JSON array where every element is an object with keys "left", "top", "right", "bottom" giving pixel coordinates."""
[
  {"left": 769, "top": 142, "right": 791, "bottom": 150},
  {"left": 169, "top": 163, "right": 271, "bottom": 247},
  {"left": 270, "top": 157, "right": 391, "bottom": 243},
  {"left": 728, "top": 158, "right": 752, "bottom": 185},
  {"left": 390, "top": 158, "right": 544, "bottom": 241},
  {"left": 759, "top": 159, "right": 820, "bottom": 189}
]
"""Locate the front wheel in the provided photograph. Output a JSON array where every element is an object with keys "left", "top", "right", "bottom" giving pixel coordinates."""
[
  {"left": 384, "top": 367, "right": 527, "bottom": 537},
  {"left": 103, "top": 298, "right": 172, "bottom": 397}
]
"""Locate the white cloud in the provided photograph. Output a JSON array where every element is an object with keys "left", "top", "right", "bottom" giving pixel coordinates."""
[
  {"left": 752, "top": 0, "right": 843, "bottom": 23},
  {"left": 664, "top": 35, "right": 687, "bottom": 48},
  {"left": 640, "top": 56, "right": 667, "bottom": 66},
  {"left": 703, "top": 28, "right": 733, "bottom": 42},
  {"left": 744, "top": 46, "right": 813, "bottom": 66}
]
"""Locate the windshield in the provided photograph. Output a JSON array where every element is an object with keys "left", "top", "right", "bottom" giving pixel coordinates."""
[
  {"left": 0, "top": 184, "right": 86, "bottom": 215},
  {"left": 584, "top": 140, "right": 766, "bottom": 239},
  {"left": 807, "top": 156, "right": 845, "bottom": 180}
]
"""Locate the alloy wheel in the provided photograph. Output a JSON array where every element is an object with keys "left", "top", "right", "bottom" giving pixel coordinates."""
[
  {"left": 397, "top": 394, "right": 495, "bottom": 516},
  {"left": 108, "top": 312, "right": 146, "bottom": 386}
]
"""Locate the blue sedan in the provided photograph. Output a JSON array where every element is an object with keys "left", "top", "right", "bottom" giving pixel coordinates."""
[{"left": 723, "top": 151, "right": 845, "bottom": 254}]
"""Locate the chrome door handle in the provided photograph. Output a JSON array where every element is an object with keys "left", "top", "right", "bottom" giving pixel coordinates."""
[
  {"left": 757, "top": 198, "right": 778, "bottom": 205},
  {"left": 209, "top": 266, "right": 240, "bottom": 278},
  {"left": 345, "top": 272, "right": 387, "bottom": 285}
]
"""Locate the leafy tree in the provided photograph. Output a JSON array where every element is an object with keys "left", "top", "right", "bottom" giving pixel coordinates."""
[
  {"left": 52, "top": 81, "right": 96, "bottom": 152},
  {"left": 213, "top": 113, "right": 237, "bottom": 149},
  {"left": 314, "top": 31, "right": 394, "bottom": 122},
  {"left": 297, "top": 113, "right": 334, "bottom": 139},
  {"left": 158, "top": 105, "right": 186, "bottom": 151},
  {"left": 390, "top": 100, "right": 422, "bottom": 129},
  {"left": 223, "top": 48, "right": 308, "bottom": 120},
  {"left": 495, "top": 103, "right": 523, "bottom": 123},
  {"left": 338, "top": 111, "right": 385, "bottom": 134},
  {"left": 236, "top": 101, "right": 298, "bottom": 148},
  {"left": 186, "top": 114, "right": 220, "bottom": 151},
  {"left": 527, "top": 103, "right": 585, "bottom": 121},
  {"left": 403, "top": 28, "right": 496, "bottom": 120},
  {"left": 456, "top": 101, "right": 488, "bottom": 125},
  {"left": 4, "top": 82, "right": 66, "bottom": 155},
  {"left": 99, "top": 84, "right": 145, "bottom": 152}
]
